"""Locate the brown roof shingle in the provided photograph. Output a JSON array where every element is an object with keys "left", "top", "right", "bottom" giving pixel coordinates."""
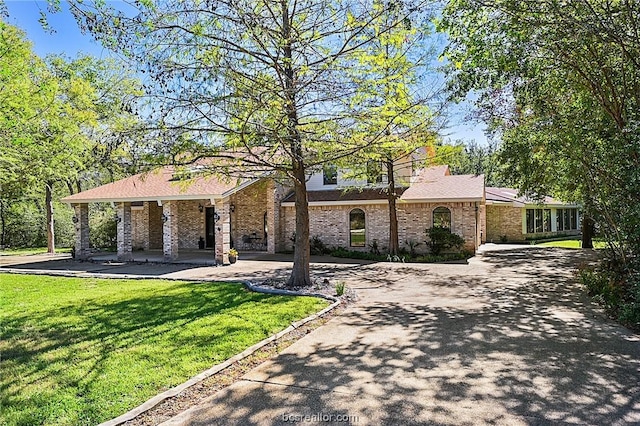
[
  {"left": 400, "top": 168, "right": 485, "bottom": 202},
  {"left": 62, "top": 166, "right": 247, "bottom": 203},
  {"left": 282, "top": 187, "right": 406, "bottom": 203}
]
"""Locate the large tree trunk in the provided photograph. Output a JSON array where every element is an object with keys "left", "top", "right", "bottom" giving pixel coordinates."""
[
  {"left": 288, "top": 163, "right": 313, "bottom": 288},
  {"left": 386, "top": 157, "right": 399, "bottom": 255},
  {"left": 283, "top": 0, "right": 311, "bottom": 288},
  {"left": 582, "top": 215, "right": 594, "bottom": 249},
  {"left": 46, "top": 182, "right": 55, "bottom": 254}
]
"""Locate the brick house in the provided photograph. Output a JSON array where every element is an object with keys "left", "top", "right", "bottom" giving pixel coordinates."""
[
  {"left": 62, "top": 160, "right": 577, "bottom": 264},
  {"left": 485, "top": 187, "right": 581, "bottom": 242}
]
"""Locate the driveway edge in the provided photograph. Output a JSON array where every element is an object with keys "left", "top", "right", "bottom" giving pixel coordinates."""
[{"left": 98, "top": 283, "right": 340, "bottom": 426}]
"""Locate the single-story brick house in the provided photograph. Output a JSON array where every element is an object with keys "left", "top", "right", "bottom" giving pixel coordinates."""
[
  {"left": 62, "top": 161, "right": 578, "bottom": 264},
  {"left": 485, "top": 187, "right": 581, "bottom": 242}
]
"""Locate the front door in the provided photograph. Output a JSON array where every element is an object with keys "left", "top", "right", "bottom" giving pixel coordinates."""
[{"left": 205, "top": 207, "right": 216, "bottom": 248}]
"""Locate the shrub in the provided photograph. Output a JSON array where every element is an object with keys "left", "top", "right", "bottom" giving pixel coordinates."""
[
  {"left": 368, "top": 238, "right": 381, "bottom": 255},
  {"left": 310, "top": 235, "right": 329, "bottom": 255},
  {"left": 330, "top": 247, "right": 387, "bottom": 261},
  {"left": 90, "top": 207, "right": 117, "bottom": 250},
  {"left": 335, "top": 281, "right": 346, "bottom": 296},
  {"left": 403, "top": 239, "right": 422, "bottom": 257},
  {"left": 579, "top": 266, "right": 623, "bottom": 312},
  {"left": 425, "top": 227, "right": 465, "bottom": 255}
]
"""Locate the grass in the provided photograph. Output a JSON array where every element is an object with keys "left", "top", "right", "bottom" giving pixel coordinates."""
[
  {"left": 0, "top": 274, "right": 328, "bottom": 426},
  {"left": 535, "top": 238, "right": 608, "bottom": 249},
  {"left": 0, "top": 247, "right": 72, "bottom": 256}
]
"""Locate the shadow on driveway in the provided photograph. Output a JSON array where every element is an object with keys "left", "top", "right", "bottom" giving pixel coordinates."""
[{"left": 162, "top": 247, "right": 640, "bottom": 425}]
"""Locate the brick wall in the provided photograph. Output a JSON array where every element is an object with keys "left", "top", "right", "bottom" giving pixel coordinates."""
[
  {"left": 131, "top": 203, "right": 149, "bottom": 250},
  {"left": 230, "top": 180, "right": 269, "bottom": 251},
  {"left": 149, "top": 202, "right": 163, "bottom": 249},
  {"left": 281, "top": 203, "right": 390, "bottom": 252},
  {"left": 398, "top": 202, "right": 480, "bottom": 252},
  {"left": 281, "top": 201, "right": 482, "bottom": 253},
  {"left": 486, "top": 205, "right": 524, "bottom": 242},
  {"left": 178, "top": 200, "right": 205, "bottom": 249}
]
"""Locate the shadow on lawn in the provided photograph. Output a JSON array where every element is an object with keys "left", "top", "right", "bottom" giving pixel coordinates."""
[{"left": 0, "top": 281, "right": 311, "bottom": 425}]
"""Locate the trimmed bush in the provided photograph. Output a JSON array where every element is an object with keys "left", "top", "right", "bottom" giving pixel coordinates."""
[{"left": 425, "top": 227, "right": 465, "bottom": 255}]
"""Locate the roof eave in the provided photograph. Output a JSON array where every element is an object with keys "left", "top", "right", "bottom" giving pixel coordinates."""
[{"left": 62, "top": 194, "right": 225, "bottom": 204}]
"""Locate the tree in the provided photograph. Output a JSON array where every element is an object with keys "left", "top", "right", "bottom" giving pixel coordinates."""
[
  {"left": 62, "top": 0, "right": 432, "bottom": 286},
  {"left": 0, "top": 22, "right": 144, "bottom": 252},
  {"left": 344, "top": 0, "right": 437, "bottom": 255},
  {"left": 439, "top": 0, "right": 640, "bottom": 262},
  {"left": 439, "top": 138, "right": 504, "bottom": 186}
]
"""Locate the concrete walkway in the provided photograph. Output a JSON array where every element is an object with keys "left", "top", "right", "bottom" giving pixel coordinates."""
[{"left": 3, "top": 246, "right": 640, "bottom": 424}]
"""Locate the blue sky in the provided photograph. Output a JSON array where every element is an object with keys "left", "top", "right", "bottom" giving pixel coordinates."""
[{"left": 4, "top": 0, "right": 487, "bottom": 145}]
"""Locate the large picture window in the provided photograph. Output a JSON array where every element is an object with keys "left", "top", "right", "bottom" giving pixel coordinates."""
[
  {"left": 526, "top": 208, "right": 553, "bottom": 233},
  {"left": 349, "top": 209, "right": 366, "bottom": 247},
  {"left": 557, "top": 208, "right": 579, "bottom": 231},
  {"left": 433, "top": 207, "right": 452, "bottom": 230}
]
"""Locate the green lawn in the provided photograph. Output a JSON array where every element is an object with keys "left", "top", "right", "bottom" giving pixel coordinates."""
[
  {"left": 0, "top": 247, "right": 72, "bottom": 256},
  {"left": 536, "top": 238, "right": 608, "bottom": 249},
  {"left": 0, "top": 274, "right": 328, "bottom": 426}
]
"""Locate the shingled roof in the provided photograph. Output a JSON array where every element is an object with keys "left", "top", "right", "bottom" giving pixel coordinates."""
[
  {"left": 485, "top": 187, "right": 576, "bottom": 207},
  {"left": 281, "top": 187, "right": 407, "bottom": 204},
  {"left": 400, "top": 167, "right": 485, "bottom": 202},
  {"left": 62, "top": 166, "right": 251, "bottom": 203}
]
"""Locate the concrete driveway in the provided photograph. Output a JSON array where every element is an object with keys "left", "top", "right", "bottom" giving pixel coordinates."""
[{"left": 158, "top": 247, "right": 640, "bottom": 425}]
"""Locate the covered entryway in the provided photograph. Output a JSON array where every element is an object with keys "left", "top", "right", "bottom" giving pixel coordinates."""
[{"left": 205, "top": 206, "right": 216, "bottom": 249}]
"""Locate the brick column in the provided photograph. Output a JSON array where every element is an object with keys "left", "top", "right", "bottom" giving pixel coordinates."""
[
  {"left": 214, "top": 199, "right": 230, "bottom": 265},
  {"left": 163, "top": 201, "right": 179, "bottom": 261},
  {"left": 117, "top": 202, "right": 133, "bottom": 261},
  {"left": 142, "top": 202, "right": 150, "bottom": 250},
  {"left": 266, "top": 180, "right": 280, "bottom": 254},
  {"left": 73, "top": 203, "right": 90, "bottom": 260}
]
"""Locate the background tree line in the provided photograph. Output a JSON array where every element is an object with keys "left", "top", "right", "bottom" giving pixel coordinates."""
[
  {"left": 0, "top": 21, "right": 145, "bottom": 251},
  {"left": 439, "top": 0, "right": 640, "bottom": 327}
]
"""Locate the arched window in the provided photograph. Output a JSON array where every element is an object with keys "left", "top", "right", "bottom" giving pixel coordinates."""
[
  {"left": 433, "top": 207, "right": 452, "bottom": 230},
  {"left": 349, "top": 208, "right": 366, "bottom": 247}
]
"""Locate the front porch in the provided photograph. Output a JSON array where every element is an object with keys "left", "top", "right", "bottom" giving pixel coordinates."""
[
  {"left": 68, "top": 179, "right": 287, "bottom": 265},
  {"left": 87, "top": 249, "right": 270, "bottom": 265}
]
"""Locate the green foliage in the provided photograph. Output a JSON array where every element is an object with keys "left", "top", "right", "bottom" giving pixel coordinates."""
[
  {"left": 331, "top": 247, "right": 387, "bottom": 262},
  {"left": 439, "top": 139, "right": 505, "bottom": 186},
  {"left": 0, "top": 22, "right": 144, "bottom": 252},
  {"left": 309, "top": 235, "right": 330, "bottom": 256},
  {"left": 335, "top": 281, "right": 346, "bottom": 297},
  {"left": 579, "top": 267, "right": 623, "bottom": 312},
  {"left": 89, "top": 205, "right": 117, "bottom": 250},
  {"left": 403, "top": 239, "right": 422, "bottom": 257},
  {"left": 439, "top": 0, "right": 640, "bottom": 314},
  {"left": 329, "top": 246, "right": 471, "bottom": 263},
  {"left": 0, "top": 274, "right": 327, "bottom": 425},
  {"left": 425, "top": 227, "right": 465, "bottom": 255}
]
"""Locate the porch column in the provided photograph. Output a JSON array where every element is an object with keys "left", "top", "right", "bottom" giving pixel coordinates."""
[
  {"left": 117, "top": 202, "right": 133, "bottom": 261},
  {"left": 214, "top": 199, "right": 230, "bottom": 265},
  {"left": 266, "top": 180, "right": 281, "bottom": 254},
  {"left": 163, "top": 201, "right": 179, "bottom": 261},
  {"left": 73, "top": 203, "right": 90, "bottom": 260}
]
